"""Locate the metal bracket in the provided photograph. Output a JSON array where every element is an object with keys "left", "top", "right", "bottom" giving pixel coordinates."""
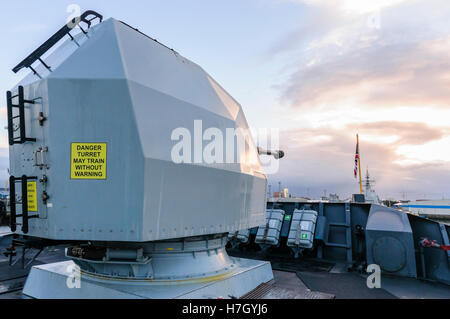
[
  {"left": 34, "top": 146, "right": 49, "bottom": 170},
  {"left": 295, "top": 215, "right": 303, "bottom": 246},
  {"left": 38, "top": 112, "right": 47, "bottom": 126},
  {"left": 439, "top": 224, "right": 450, "bottom": 264}
]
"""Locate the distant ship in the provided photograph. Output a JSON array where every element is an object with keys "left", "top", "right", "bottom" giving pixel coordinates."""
[
  {"left": 363, "top": 168, "right": 381, "bottom": 205},
  {"left": 394, "top": 199, "right": 450, "bottom": 222}
]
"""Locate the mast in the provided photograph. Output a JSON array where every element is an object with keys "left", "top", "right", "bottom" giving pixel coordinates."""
[
  {"left": 357, "top": 134, "right": 363, "bottom": 194},
  {"left": 365, "top": 167, "right": 369, "bottom": 192}
]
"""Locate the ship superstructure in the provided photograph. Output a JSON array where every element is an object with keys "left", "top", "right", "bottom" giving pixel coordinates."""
[{"left": 363, "top": 168, "right": 381, "bottom": 204}]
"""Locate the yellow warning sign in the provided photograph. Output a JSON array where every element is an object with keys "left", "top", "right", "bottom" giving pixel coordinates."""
[
  {"left": 27, "top": 181, "right": 38, "bottom": 212},
  {"left": 71, "top": 143, "right": 107, "bottom": 180}
]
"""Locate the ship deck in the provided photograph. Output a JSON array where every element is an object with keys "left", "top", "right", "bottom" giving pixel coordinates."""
[
  {"left": 0, "top": 232, "right": 448, "bottom": 299},
  {"left": 229, "top": 249, "right": 450, "bottom": 299}
]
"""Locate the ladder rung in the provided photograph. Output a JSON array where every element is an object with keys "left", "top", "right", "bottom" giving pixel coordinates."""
[
  {"left": 329, "top": 223, "right": 350, "bottom": 228},
  {"left": 325, "top": 242, "right": 350, "bottom": 249},
  {"left": 16, "top": 214, "right": 39, "bottom": 218}
]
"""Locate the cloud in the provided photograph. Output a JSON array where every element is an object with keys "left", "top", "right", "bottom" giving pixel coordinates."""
[
  {"left": 282, "top": 38, "right": 450, "bottom": 109},
  {"left": 8, "top": 24, "right": 49, "bottom": 33},
  {"left": 265, "top": 4, "right": 341, "bottom": 58},
  {"left": 270, "top": 0, "right": 450, "bottom": 110},
  {"left": 346, "top": 121, "right": 446, "bottom": 145},
  {"left": 270, "top": 122, "right": 450, "bottom": 199},
  {"left": 290, "top": 0, "right": 408, "bottom": 14},
  {"left": 264, "top": 0, "right": 450, "bottom": 200}
]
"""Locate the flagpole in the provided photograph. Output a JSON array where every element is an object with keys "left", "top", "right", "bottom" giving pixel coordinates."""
[{"left": 357, "top": 134, "right": 363, "bottom": 194}]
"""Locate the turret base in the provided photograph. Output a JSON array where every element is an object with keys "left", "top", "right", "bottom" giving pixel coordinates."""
[{"left": 22, "top": 257, "right": 273, "bottom": 299}]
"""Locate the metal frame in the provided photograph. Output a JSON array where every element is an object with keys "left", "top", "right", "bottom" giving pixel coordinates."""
[
  {"left": 6, "top": 86, "right": 37, "bottom": 145},
  {"left": 9, "top": 175, "right": 38, "bottom": 234},
  {"left": 12, "top": 10, "right": 103, "bottom": 74}
]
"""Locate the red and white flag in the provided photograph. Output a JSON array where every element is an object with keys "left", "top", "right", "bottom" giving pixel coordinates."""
[{"left": 354, "top": 135, "right": 359, "bottom": 179}]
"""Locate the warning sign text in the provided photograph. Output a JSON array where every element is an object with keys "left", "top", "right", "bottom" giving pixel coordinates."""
[
  {"left": 27, "top": 181, "right": 38, "bottom": 212},
  {"left": 71, "top": 143, "right": 107, "bottom": 179}
]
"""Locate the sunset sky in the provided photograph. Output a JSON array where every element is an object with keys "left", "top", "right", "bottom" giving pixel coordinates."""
[{"left": 1, "top": 0, "right": 450, "bottom": 200}]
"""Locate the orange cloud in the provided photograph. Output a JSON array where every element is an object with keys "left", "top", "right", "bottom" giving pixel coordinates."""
[{"left": 271, "top": 123, "right": 450, "bottom": 199}]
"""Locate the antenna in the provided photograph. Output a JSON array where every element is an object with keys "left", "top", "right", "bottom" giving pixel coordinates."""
[{"left": 364, "top": 166, "right": 376, "bottom": 191}]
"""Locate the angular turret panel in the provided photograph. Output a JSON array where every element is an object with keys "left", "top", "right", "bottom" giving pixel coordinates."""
[{"left": 9, "top": 18, "right": 267, "bottom": 242}]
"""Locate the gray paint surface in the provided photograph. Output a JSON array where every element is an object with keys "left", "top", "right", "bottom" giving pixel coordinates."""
[{"left": 9, "top": 18, "right": 267, "bottom": 242}]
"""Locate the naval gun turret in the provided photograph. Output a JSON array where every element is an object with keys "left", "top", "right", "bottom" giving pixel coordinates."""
[{"left": 7, "top": 11, "right": 273, "bottom": 298}]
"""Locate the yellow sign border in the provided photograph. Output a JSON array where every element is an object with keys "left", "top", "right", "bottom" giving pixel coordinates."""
[
  {"left": 27, "top": 181, "right": 38, "bottom": 212},
  {"left": 70, "top": 143, "right": 107, "bottom": 180}
]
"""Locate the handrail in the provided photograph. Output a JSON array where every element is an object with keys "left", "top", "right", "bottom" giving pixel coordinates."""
[{"left": 12, "top": 10, "right": 103, "bottom": 74}]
